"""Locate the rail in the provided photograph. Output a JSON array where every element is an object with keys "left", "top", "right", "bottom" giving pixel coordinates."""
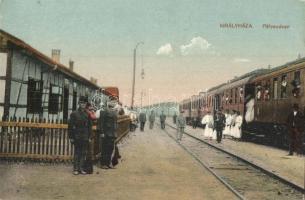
[{"left": 166, "top": 122, "right": 305, "bottom": 194}]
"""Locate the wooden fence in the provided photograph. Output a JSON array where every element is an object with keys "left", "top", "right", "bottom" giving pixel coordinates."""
[{"left": 0, "top": 115, "right": 131, "bottom": 162}]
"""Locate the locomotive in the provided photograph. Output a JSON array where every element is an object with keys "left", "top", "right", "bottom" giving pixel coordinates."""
[{"left": 179, "top": 57, "right": 305, "bottom": 149}]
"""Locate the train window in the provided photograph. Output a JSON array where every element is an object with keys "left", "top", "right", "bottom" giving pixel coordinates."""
[
  {"left": 280, "top": 75, "right": 287, "bottom": 98},
  {"left": 292, "top": 71, "right": 301, "bottom": 97},
  {"left": 256, "top": 84, "right": 262, "bottom": 101},
  {"left": 239, "top": 87, "right": 243, "bottom": 102},
  {"left": 230, "top": 89, "right": 233, "bottom": 104},
  {"left": 235, "top": 88, "right": 238, "bottom": 104},
  {"left": 264, "top": 81, "right": 270, "bottom": 101},
  {"left": 273, "top": 78, "right": 278, "bottom": 99}
]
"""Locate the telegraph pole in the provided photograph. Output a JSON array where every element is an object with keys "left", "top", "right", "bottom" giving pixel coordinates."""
[{"left": 131, "top": 42, "right": 144, "bottom": 110}]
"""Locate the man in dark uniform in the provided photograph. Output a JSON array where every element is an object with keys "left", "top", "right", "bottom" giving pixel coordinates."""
[
  {"left": 160, "top": 111, "right": 166, "bottom": 129},
  {"left": 286, "top": 104, "right": 304, "bottom": 156},
  {"left": 139, "top": 111, "right": 147, "bottom": 131},
  {"left": 214, "top": 109, "right": 226, "bottom": 143},
  {"left": 97, "top": 100, "right": 118, "bottom": 168},
  {"left": 68, "top": 96, "right": 92, "bottom": 175}
]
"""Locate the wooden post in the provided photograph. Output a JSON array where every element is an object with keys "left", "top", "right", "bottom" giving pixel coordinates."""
[{"left": 3, "top": 48, "right": 12, "bottom": 121}]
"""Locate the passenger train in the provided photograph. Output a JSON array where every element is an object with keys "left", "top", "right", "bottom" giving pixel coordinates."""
[{"left": 179, "top": 57, "right": 305, "bottom": 149}]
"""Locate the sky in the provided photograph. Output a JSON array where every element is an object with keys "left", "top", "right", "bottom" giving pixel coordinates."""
[{"left": 0, "top": 0, "right": 304, "bottom": 106}]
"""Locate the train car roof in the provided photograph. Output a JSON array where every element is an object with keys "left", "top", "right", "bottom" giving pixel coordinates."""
[
  {"left": 250, "top": 57, "right": 305, "bottom": 82},
  {"left": 206, "top": 68, "right": 268, "bottom": 95}
]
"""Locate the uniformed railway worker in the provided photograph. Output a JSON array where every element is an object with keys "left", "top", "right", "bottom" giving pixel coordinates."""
[
  {"left": 176, "top": 111, "right": 186, "bottom": 141},
  {"left": 286, "top": 103, "right": 304, "bottom": 156},
  {"left": 213, "top": 110, "right": 226, "bottom": 143},
  {"left": 68, "top": 96, "right": 92, "bottom": 175},
  {"left": 149, "top": 110, "right": 156, "bottom": 129},
  {"left": 97, "top": 100, "right": 118, "bottom": 168},
  {"left": 160, "top": 111, "right": 166, "bottom": 129}
]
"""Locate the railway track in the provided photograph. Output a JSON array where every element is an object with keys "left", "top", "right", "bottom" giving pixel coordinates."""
[{"left": 162, "top": 123, "right": 304, "bottom": 200}]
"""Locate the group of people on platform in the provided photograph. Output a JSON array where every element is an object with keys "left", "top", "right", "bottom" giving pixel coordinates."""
[
  {"left": 68, "top": 96, "right": 121, "bottom": 175},
  {"left": 201, "top": 109, "right": 243, "bottom": 143},
  {"left": 138, "top": 110, "right": 167, "bottom": 132}
]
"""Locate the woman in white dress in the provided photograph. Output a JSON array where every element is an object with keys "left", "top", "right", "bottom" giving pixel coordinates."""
[
  {"left": 233, "top": 111, "right": 243, "bottom": 139},
  {"left": 201, "top": 112, "right": 214, "bottom": 139},
  {"left": 223, "top": 110, "right": 232, "bottom": 138},
  {"left": 230, "top": 110, "right": 237, "bottom": 138},
  {"left": 245, "top": 98, "right": 254, "bottom": 123}
]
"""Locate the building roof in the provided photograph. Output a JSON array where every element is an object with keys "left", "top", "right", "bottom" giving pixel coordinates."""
[{"left": 0, "top": 29, "right": 100, "bottom": 89}]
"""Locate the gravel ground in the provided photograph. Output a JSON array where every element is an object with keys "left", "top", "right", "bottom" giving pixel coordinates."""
[
  {"left": 170, "top": 122, "right": 305, "bottom": 188},
  {"left": 0, "top": 126, "right": 236, "bottom": 200}
]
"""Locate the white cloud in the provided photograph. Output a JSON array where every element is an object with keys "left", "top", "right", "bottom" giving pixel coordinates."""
[
  {"left": 180, "top": 37, "right": 211, "bottom": 56},
  {"left": 156, "top": 43, "right": 173, "bottom": 56},
  {"left": 300, "top": 0, "right": 305, "bottom": 2},
  {"left": 233, "top": 58, "right": 251, "bottom": 63}
]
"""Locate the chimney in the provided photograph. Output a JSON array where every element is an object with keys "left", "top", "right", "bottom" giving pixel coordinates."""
[
  {"left": 90, "top": 77, "right": 98, "bottom": 84},
  {"left": 69, "top": 60, "right": 74, "bottom": 71},
  {"left": 51, "top": 49, "right": 60, "bottom": 63}
]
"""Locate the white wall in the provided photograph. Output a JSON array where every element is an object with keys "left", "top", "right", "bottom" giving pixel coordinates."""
[{"left": 0, "top": 52, "right": 7, "bottom": 76}]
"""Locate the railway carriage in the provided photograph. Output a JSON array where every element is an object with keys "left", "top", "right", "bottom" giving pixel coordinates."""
[
  {"left": 244, "top": 58, "right": 305, "bottom": 148},
  {"left": 180, "top": 58, "right": 305, "bottom": 150}
]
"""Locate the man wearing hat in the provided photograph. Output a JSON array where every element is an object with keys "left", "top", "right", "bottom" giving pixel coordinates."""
[
  {"left": 214, "top": 109, "right": 226, "bottom": 143},
  {"left": 139, "top": 111, "right": 147, "bottom": 131},
  {"left": 160, "top": 111, "right": 167, "bottom": 129},
  {"left": 68, "top": 96, "right": 92, "bottom": 175},
  {"left": 286, "top": 103, "right": 304, "bottom": 156},
  {"left": 176, "top": 110, "right": 186, "bottom": 141},
  {"left": 97, "top": 100, "right": 118, "bottom": 168}
]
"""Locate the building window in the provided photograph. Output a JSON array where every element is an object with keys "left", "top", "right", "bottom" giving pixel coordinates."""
[
  {"left": 280, "top": 75, "right": 287, "bottom": 98},
  {"left": 27, "top": 78, "right": 43, "bottom": 114},
  {"left": 72, "top": 91, "right": 77, "bottom": 111},
  {"left": 49, "top": 85, "right": 62, "bottom": 114},
  {"left": 291, "top": 71, "right": 301, "bottom": 97},
  {"left": 273, "top": 78, "right": 278, "bottom": 99}
]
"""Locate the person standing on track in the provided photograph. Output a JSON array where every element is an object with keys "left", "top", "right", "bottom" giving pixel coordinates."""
[
  {"left": 286, "top": 103, "right": 304, "bottom": 156},
  {"left": 149, "top": 110, "right": 156, "bottom": 129},
  {"left": 213, "top": 110, "right": 226, "bottom": 143},
  {"left": 176, "top": 110, "right": 186, "bottom": 141},
  {"left": 160, "top": 111, "right": 166, "bottom": 129},
  {"left": 139, "top": 111, "right": 147, "bottom": 131}
]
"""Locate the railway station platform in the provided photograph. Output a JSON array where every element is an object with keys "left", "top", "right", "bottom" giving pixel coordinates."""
[
  {"left": 0, "top": 126, "right": 236, "bottom": 200},
  {"left": 167, "top": 121, "right": 305, "bottom": 188}
]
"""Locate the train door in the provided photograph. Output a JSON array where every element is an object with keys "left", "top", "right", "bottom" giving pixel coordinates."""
[
  {"left": 244, "top": 83, "right": 255, "bottom": 122},
  {"left": 244, "top": 83, "right": 255, "bottom": 102}
]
